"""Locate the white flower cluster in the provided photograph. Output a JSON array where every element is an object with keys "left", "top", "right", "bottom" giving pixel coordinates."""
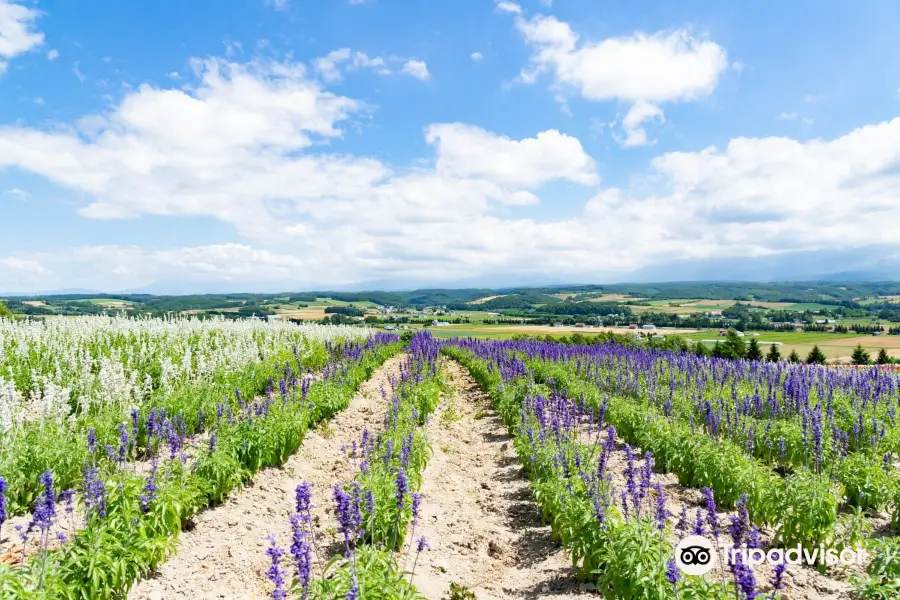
[{"left": 0, "top": 315, "right": 371, "bottom": 432}]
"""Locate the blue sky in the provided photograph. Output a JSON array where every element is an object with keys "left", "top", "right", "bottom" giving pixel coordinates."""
[{"left": 2, "top": 0, "right": 900, "bottom": 293}]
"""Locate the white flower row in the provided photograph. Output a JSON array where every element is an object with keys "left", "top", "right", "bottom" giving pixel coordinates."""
[{"left": 0, "top": 315, "right": 372, "bottom": 432}]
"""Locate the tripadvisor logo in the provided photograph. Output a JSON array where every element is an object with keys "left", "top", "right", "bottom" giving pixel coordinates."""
[
  {"left": 674, "top": 535, "right": 869, "bottom": 574},
  {"left": 675, "top": 535, "right": 716, "bottom": 575}
]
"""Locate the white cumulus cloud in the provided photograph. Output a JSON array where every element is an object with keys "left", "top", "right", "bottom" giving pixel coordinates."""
[
  {"left": 401, "top": 59, "right": 429, "bottom": 80},
  {"left": 0, "top": 0, "right": 44, "bottom": 73},
  {"left": 3, "top": 50, "right": 900, "bottom": 292},
  {"left": 504, "top": 7, "right": 728, "bottom": 146}
]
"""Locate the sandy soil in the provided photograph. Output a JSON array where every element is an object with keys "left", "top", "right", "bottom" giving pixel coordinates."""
[
  {"left": 128, "top": 353, "right": 408, "bottom": 600},
  {"left": 409, "top": 360, "right": 592, "bottom": 600}
]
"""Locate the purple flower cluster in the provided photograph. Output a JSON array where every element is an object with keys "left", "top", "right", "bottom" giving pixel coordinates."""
[
  {"left": 0, "top": 476, "right": 7, "bottom": 539},
  {"left": 264, "top": 535, "right": 288, "bottom": 600}
]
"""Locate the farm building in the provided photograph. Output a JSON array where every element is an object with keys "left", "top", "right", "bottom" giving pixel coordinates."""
[{"left": 642, "top": 324, "right": 657, "bottom": 330}]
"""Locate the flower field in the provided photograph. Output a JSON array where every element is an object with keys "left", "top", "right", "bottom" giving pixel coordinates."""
[
  {"left": 1, "top": 319, "right": 899, "bottom": 599},
  {"left": 0, "top": 315, "right": 400, "bottom": 598}
]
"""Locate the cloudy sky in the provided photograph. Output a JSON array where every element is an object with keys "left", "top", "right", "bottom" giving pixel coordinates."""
[{"left": 2, "top": 0, "right": 900, "bottom": 293}]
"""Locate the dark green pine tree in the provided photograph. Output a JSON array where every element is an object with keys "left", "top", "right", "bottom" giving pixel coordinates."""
[
  {"left": 806, "top": 345, "right": 827, "bottom": 365},
  {"left": 711, "top": 342, "right": 726, "bottom": 359},
  {"left": 765, "top": 343, "right": 782, "bottom": 362},
  {"left": 876, "top": 348, "right": 892, "bottom": 365},
  {"left": 788, "top": 349, "right": 801, "bottom": 363},
  {"left": 746, "top": 338, "right": 763, "bottom": 361},
  {"left": 722, "top": 330, "right": 747, "bottom": 359},
  {"left": 851, "top": 344, "right": 871, "bottom": 366},
  {"left": 694, "top": 342, "right": 711, "bottom": 357}
]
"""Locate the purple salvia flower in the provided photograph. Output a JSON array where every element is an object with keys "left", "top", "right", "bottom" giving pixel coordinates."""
[
  {"left": 747, "top": 525, "right": 762, "bottom": 549},
  {"left": 665, "top": 558, "right": 680, "bottom": 585},
  {"left": 770, "top": 560, "right": 787, "bottom": 595},
  {"left": 345, "top": 573, "right": 359, "bottom": 600},
  {"left": 332, "top": 484, "right": 354, "bottom": 553},
  {"left": 139, "top": 458, "right": 159, "bottom": 513},
  {"left": 732, "top": 553, "right": 758, "bottom": 600},
  {"left": 130, "top": 408, "right": 140, "bottom": 448},
  {"left": 60, "top": 489, "right": 75, "bottom": 516},
  {"left": 31, "top": 470, "right": 56, "bottom": 533},
  {"left": 701, "top": 487, "right": 719, "bottom": 539},
  {"left": 411, "top": 492, "right": 422, "bottom": 526},
  {"left": 82, "top": 462, "right": 107, "bottom": 520},
  {"left": 364, "top": 489, "right": 375, "bottom": 515},
  {"left": 653, "top": 483, "right": 668, "bottom": 532},
  {"left": 728, "top": 494, "right": 750, "bottom": 547},
  {"left": 295, "top": 481, "right": 313, "bottom": 522},
  {"left": 0, "top": 476, "right": 7, "bottom": 539},
  {"left": 117, "top": 423, "right": 129, "bottom": 465},
  {"left": 675, "top": 506, "right": 688, "bottom": 537},
  {"left": 288, "top": 514, "right": 312, "bottom": 600},
  {"left": 87, "top": 427, "right": 97, "bottom": 455},
  {"left": 691, "top": 508, "right": 705, "bottom": 536},
  {"left": 264, "top": 535, "right": 288, "bottom": 600},
  {"left": 395, "top": 468, "right": 409, "bottom": 509}
]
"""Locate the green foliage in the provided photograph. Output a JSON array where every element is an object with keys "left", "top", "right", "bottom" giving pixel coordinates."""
[
  {"left": 0, "top": 301, "right": 14, "bottom": 319},
  {"left": 839, "top": 453, "right": 894, "bottom": 511},
  {"left": 766, "top": 343, "right": 782, "bottom": 362},
  {"left": 309, "top": 546, "right": 424, "bottom": 600},
  {"left": 852, "top": 344, "right": 872, "bottom": 365},
  {"left": 850, "top": 538, "right": 900, "bottom": 599},
  {"left": 806, "top": 345, "right": 827, "bottom": 364},
  {"left": 788, "top": 349, "right": 801, "bottom": 363},
  {"left": 745, "top": 338, "right": 763, "bottom": 361},
  {"left": 876, "top": 348, "right": 892, "bottom": 365},
  {"left": 721, "top": 329, "right": 747, "bottom": 359},
  {"left": 447, "top": 582, "right": 477, "bottom": 600}
]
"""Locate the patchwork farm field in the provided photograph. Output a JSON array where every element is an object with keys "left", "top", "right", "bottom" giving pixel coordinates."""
[{"left": 1, "top": 315, "right": 899, "bottom": 599}]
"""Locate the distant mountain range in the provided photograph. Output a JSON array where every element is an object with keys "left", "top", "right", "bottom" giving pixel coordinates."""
[{"left": 2, "top": 246, "right": 898, "bottom": 296}]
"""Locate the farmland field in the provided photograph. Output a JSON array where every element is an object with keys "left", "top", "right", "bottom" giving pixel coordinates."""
[{"left": 1, "top": 315, "right": 899, "bottom": 600}]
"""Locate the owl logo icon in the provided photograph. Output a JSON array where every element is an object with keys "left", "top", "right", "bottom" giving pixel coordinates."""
[{"left": 675, "top": 535, "right": 716, "bottom": 575}]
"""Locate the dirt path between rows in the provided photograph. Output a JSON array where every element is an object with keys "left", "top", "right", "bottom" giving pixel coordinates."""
[
  {"left": 129, "top": 353, "right": 408, "bottom": 600},
  {"left": 409, "top": 359, "right": 591, "bottom": 600}
]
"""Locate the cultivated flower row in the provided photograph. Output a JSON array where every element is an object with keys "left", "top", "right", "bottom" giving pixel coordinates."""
[
  {"left": 443, "top": 344, "right": 763, "bottom": 599},
  {"left": 0, "top": 333, "right": 401, "bottom": 599},
  {"left": 264, "top": 331, "right": 444, "bottom": 600},
  {"left": 0, "top": 317, "right": 374, "bottom": 515},
  {"left": 442, "top": 337, "right": 900, "bottom": 600},
  {"left": 451, "top": 337, "right": 900, "bottom": 524}
]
